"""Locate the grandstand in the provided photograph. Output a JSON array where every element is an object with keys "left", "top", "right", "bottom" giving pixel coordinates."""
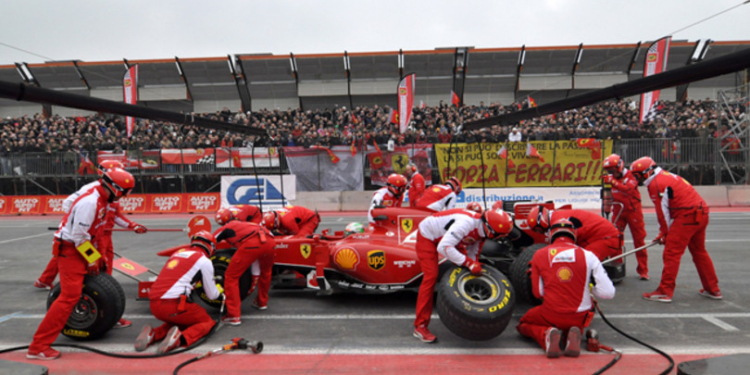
[{"left": 1, "top": 40, "right": 748, "bottom": 117}]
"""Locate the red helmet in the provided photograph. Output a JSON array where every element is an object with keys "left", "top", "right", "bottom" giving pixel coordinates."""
[
  {"left": 526, "top": 205, "right": 551, "bottom": 233},
  {"left": 261, "top": 211, "right": 279, "bottom": 231},
  {"left": 482, "top": 210, "right": 513, "bottom": 240},
  {"left": 630, "top": 156, "right": 657, "bottom": 182},
  {"left": 549, "top": 218, "right": 576, "bottom": 243},
  {"left": 100, "top": 168, "right": 135, "bottom": 200},
  {"left": 215, "top": 207, "right": 235, "bottom": 226},
  {"left": 466, "top": 202, "right": 483, "bottom": 214},
  {"left": 191, "top": 230, "right": 216, "bottom": 257},
  {"left": 491, "top": 200, "right": 504, "bottom": 213},
  {"left": 386, "top": 173, "right": 408, "bottom": 196},
  {"left": 97, "top": 160, "right": 124, "bottom": 176},
  {"left": 602, "top": 154, "right": 624, "bottom": 176},
  {"left": 446, "top": 177, "right": 462, "bottom": 195}
]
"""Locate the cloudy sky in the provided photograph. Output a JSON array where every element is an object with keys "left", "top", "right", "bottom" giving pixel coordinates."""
[{"left": 1, "top": 0, "right": 749, "bottom": 65}]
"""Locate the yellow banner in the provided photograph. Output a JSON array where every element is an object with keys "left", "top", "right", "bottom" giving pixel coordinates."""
[{"left": 435, "top": 140, "right": 613, "bottom": 187}]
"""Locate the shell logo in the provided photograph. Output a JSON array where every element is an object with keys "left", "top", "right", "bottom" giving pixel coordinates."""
[
  {"left": 556, "top": 266, "right": 573, "bottom": 282},
  {"left": 334, "top": 248, "right": 359, "bottom": 270},
  {"left": 432, "top": 187, "right": 441, "bottom": 192},
  {"left": 166, "top": 259, "right": 179, "bottom": 270}
]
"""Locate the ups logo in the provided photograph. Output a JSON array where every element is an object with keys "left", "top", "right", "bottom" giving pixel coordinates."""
[{"left": 367, "top": 250, "right": 386, "bottom": 271}]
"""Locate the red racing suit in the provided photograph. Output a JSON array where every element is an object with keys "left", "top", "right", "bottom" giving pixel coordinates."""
[
  {"left": 215, "top": 221, "right": 276, "bottom": 317},
  {"left": 276, "top": 206, "right": 320, "bottom": 237},
  {"left": 415, "top": 209, "right": 486, "bottom": 329},
  {"left": 415, "top": 184, "right": 457, "bottom": 212},
  {"left": 645, "top": 167, "right": 720, "bottom": 297},
  {"left": 29, "top": 185, "right": 109, "bottom": 353},
  {"left": 517, "top": 237, "right": 615, "bottom": 351},
  {"left": 148, "top": 247, "right": 221, "bottom": 346},
  {"left": 368, "top": 187, "right": 404, "bottom": 223},
  {"left": 610, "top": 168, "right": 648, "bottom": 276},
  {"left": 408, "top": 172, "right": 426, "bottom": 208},
  {"left": 551, "top": 209, "right": 622, "bottom": 261},
  {"left": 229, "top": 204, "right": 262, "bottom": 224}
]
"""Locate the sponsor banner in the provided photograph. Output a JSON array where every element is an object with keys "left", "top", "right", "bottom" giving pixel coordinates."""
[
  {"left": 221, "top": 175, "right": 296, "bottom": 211},
  {"left": 119, "top": 195, "right": 149, "bottom": 214},
  {"left": 149, "top": 194, "right": 184, "bottom": 213},
  {"left": 398, "top": 73, "right": 416, "bottom": 134},
  {"left": 186, "top": 193, "right": 221, "bottom": 213},
  {"left": 0, "top": 196, "right": 8, "bottom": 215},
  {"left": 368, "top": 144, "right": 433, "bottom": 186},
  {"left": 10, "top": 196, "right": 43, "bottom": 214},
  {"left": 639, "top": 36, "right": 671, "bottom": 123},
  {"left": 161, "top": 148, "right": 218, "bottom": 165},
  {"left": 434, "top": 140, "right": 613, "bottom": 187},
  {"left": 45, "top": 196, "right": 66, "bottom": 214},
  {"left": 97, "top": 150, "right": 159, "bottom": 169},
  {"left": 123, "top": 64, "right": 138, "bottom": 138},
  {"left": 455, "top": 187, "right": 603, "bottom": 209},
  {"left": 217, "top": 147, "right": 280, "bottom": 168}
]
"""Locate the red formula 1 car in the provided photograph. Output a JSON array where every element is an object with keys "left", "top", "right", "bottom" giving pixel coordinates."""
[{"left": 197, "top": 206, "right": 516, "bottom": 341}]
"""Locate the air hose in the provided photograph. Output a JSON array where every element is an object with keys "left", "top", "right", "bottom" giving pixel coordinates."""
[{"left": 591, "top": 299, "right": 674, "bottom": 375}]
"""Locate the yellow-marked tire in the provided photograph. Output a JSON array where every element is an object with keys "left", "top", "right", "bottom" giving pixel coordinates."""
[
  {"left": 196, "top": 249, "right": 252, "bottom": 309},
  {"left": 46, "top": 273, "right": 124, "bottom": 341},
  {"left": 436, "top": 265, "right": 515, "bottom": 341}
]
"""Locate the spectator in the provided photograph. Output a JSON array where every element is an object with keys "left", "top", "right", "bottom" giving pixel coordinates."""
[{"left": 508, "top": 127, "right": 522, "bottom": 142}]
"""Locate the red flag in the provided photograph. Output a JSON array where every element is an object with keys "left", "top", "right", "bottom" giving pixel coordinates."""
[
  {"left": 420, "top": 100, "right": 426, "bottom": 109},
  {"left": 398, "top": 74, "right": 416, "bottom": 134},
  {"left": 639, "top": 36, "right": 671, "bottom": 123},
  {"left": 497, "top": 144, "right": 515, "bottom": 168},
  {"left": 526, "top": 142, "right": 545, "bottom": 163},
  {"left": 368, "top": 141, "right": 385, "bottom": 169},
  {"left": 123, "top": 64, "right": 138, "bottom": 138},
  {"left": 451, "top": 90, "right": 460, "bottom": 107},
  {"left": 231, "top": 150, "right": 242, "bottom": 168},
  {"left": 351, "top": 113, "right": 359, "bottom": 124},
  {"left": 350, "top": 139, "right": 357, "bottom": 156},
  {"left": 528, "top": 95, "right": 537, "bottom": 108},
  {"left": 388, "top": 108, "right": 399, "bottom": 125},
  {"left": 575, "top": 138, "right": 602, "bottom": 159},
  {"left": 78, "top": 153, "right": 96, "bottom": 175},
  {"left": 312, "top": 145, "right": 340, "bottom": 164}
]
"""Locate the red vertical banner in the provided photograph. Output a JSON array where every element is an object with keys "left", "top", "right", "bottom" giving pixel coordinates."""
[
  {"left": 639, "top": 37, "right": 671, "bottom": 123},
  {"left": 398, "top": 73, "right": 416, "bottom": 134},
  {"left": 123, "top": 64, "right": 139, "bottom": 138}
]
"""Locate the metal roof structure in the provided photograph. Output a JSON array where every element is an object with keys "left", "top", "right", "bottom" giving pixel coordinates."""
[{"left": 1, "top": 40, "right": 748, "bottom": 117}]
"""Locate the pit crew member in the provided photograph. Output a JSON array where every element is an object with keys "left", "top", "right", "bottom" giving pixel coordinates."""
[
  {"left": 368, "top": 173, "right": 407, "bottom": 223},
  {"left": 527, "top": 206, "right": 621, "bottom": 262},
  {"left": 466, "top": 202, "right": 483, "bottom": 214},
  {"left": 630, "top": 156, "right": 721, "bottom": 303},
  {"left": 517, "top": 219, "right": 615, "bottom": 358},
  {"left": 405, "top": 163, "right": 426, "bottom": 208},
  {"left": 215, "top": 220, "right": 276, "bottom": 324},
  {"left": 134, "top": 231, "right": 222, "bottom": 354},
  {"left": 27, "top": 168, "right": 135, "bottom": 360},
  {"left": 215, "top": 205, "right": 263, "bottom": 226},
  {"left": 413, "top": 208, "right": 513, "bottom": 343},
  {"left": 603, "top": 153, "right": 649, "bottom": 280},
  {"left": 415, "top": 177, "right": 461, "bottom": 212},
  {"left": 263, "top": 205, "right": 321, "bottom": 237}
]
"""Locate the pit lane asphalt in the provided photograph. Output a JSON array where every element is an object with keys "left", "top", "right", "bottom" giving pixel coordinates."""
[{"left": 1, "top": 212, "right": 749, "bottom": 362}]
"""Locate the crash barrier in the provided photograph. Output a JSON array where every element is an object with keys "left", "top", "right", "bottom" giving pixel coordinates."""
[{"left": 0, "top": 193, "right": 221, "bottom": 215}]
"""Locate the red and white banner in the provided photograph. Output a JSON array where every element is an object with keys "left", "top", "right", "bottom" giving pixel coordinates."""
[
  {"left": 123, "top": 64, "right": 138, "bottom": 138},
  {"left": 161, "top": 148, "right": 216, "bottom": 165},
  {"left": 398, "top": 73, "right": 416, "bottom": 134},
  {"left": 98, "top": 150, "right": 159, "bottom": 169},
  {"left": 1, "top": 193, "right": 222, "bottom": 215},
  {"left": 639, "top": 36, "right": 671, "bottom": 123},
  {"left": 160, "top": 148, "right": 279, "bottom": 167}
]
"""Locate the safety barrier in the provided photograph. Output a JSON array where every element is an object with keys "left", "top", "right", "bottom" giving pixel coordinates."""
[{"left": 0, "top": 193, "right": 221, "bottom": 215}]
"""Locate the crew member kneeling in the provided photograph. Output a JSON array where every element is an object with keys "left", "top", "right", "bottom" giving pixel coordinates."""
[
  {"left": 262, "top": 206, "right": 320, "bottom": 237},
  {"left": 414, "top": 208, "right": 513, "bottom": 343},
  {"left": 134, "top": 231, "right": 222, "bottom": 354},
  {"left": 517, "top": 219, "right": 615, "bottom": 358}
]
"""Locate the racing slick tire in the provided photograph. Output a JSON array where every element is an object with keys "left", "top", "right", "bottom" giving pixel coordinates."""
[
  {"left": 436, "top": 265, "right": 515, "bottom": 341},
  {"left": 196, "top": 249, "right": 252, "bottom": 309},
  {"left": 46, "top": 273, "right": 125, "bottom": 341},
  {"left": 509, "top": 244, "right": 545, "bottom": 306}
]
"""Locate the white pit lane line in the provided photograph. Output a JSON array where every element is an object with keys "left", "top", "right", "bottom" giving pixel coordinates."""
[{"left": 0, "top": 233, "right": 49, "bottom": 244}]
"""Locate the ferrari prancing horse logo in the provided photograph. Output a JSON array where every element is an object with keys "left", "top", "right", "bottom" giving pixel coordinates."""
[
  {"left": 401, "top": 219, "right": 414, "bottom": 233},
  {"left": 300, "top": 244, "right": 311, "bottom": 259}
]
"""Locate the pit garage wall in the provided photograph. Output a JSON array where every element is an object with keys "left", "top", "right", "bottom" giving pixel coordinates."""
[{"left": 2, "top": 186, "right": 749, "bottom": 215}]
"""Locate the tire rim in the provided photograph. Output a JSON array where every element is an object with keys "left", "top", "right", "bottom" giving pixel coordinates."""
[
  {"left": 68, "top": 293, "right": 98, "bottom": 329},
  {"left": 458, "top": 274, "right": 502, "bottom": 305}
]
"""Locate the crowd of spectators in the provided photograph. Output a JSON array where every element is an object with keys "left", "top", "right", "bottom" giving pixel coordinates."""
[{"left": 0, "top": 97, "right": 743, "bottom": 158}]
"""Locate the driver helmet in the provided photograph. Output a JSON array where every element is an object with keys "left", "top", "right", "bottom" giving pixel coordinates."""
[{"left": 345, "top": 222, "right": 365, "bottom": 235}]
